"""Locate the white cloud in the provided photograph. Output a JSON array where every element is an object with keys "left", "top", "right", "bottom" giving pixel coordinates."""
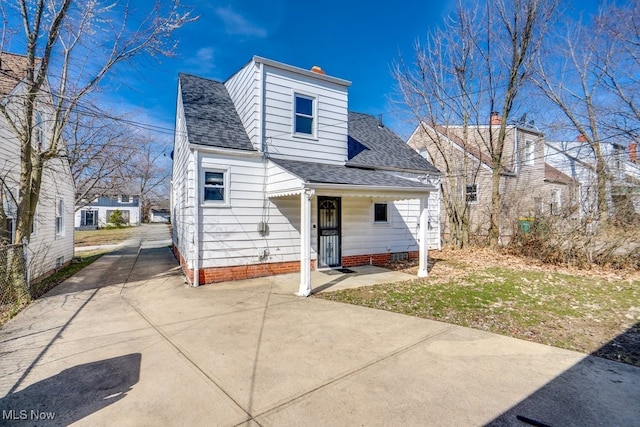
[
  {"left": 185, "top": 46, "right": 217, "bottom": 75},
  {"left": 215, "top": 6, "right": 267, "bottom": 38}
]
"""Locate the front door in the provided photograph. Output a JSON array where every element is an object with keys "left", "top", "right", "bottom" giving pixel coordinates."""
[{"left": 317, "top": 197, "right": 341, "bottom": 268}]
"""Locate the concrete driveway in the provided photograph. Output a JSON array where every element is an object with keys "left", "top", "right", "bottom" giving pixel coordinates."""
[{"left": 1, "top": 224, "right": 639, "bottom": 426}]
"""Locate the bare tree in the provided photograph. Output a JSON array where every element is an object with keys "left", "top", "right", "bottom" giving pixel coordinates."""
[
  {"left": 395, "top": 4, "right": 485, "bottom": 248},
  {"left": 534, "top": 2, "right": 639, "bottom": 222},
  {"left": 120, "top": 137, "right": 171, "bottom": 223},
  {"left": 0, "top": 0, "right": 195, "bottom": 245},
  {"left": 396, "top": 0, "right": 557, "bottom": 247},
  {"left": 66, "top": 112, "right": 137, "bottom": 209}
]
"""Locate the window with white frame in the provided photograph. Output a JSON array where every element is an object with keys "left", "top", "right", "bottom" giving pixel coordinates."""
[
  {"left": 55, "top": 198, "right": 64, "bottom": 236},
  {"left": 203, "top": 169, "right": 228, "bottom": 204},
  {"left": 119, "top": 195, "right": 130, "bottom": 203},
  {"left": 466, "top": 184, "right": 478, "bottom": 204},
  {"left": 374, "top": 203, "right": 388, "bottom": 223},
  {"left": 550, "top": 189, "right": 561, "bottom": 215},
  {"left": 293, "top": 93, "right": 315, "bottom": 136},
  {"left": 35, "top": 111, "right": 44, "bottom": 150},
  {"left": 524, "top": 139, "right": 535, "bottom": 165}
]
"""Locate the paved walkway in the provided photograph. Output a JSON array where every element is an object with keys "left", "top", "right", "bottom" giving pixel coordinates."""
[{"left": 1, "top": 225, "right": 639, "bottom": 426}]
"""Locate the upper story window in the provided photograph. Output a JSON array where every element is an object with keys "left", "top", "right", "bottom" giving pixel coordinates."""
[
  {"left": 524, "top": 139, "right": 535, "bottom": 165},
  {"left": 293, "top": 93, "right": 315, "bottom": 136},
  {"left": 35, "top": 111, "right": 44, "bottom": 150},
  {"left": 466, "top": 184, "right": 478, "bottom": 204},
  {"left": 119, "top": 195, "right": 130, "bottom": 203}
]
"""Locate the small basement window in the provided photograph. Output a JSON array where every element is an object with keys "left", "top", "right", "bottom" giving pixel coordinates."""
[{"left": 374, "top": 203, "right": 388, "bottom": 223}]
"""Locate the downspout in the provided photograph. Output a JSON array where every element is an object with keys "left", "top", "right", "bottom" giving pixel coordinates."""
[
  {"left": 193, "top": 148, "right": 200, "bottom": 287},
  {"left": 259, "top": 61, "right": 267, "bottom": 154},
  {"left": 514, "top": 125, "right": 519, "bottom": 175}
]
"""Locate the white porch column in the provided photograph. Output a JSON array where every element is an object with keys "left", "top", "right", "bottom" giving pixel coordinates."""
[
  {"left": 417, "top": 196, "right": 429, "bottom": 277},
  {"left": 297, "top": 188, "right": 314, "bottom": 296}
]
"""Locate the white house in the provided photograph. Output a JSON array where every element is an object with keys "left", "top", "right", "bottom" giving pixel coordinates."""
[
  {"left": 0, "top": 52, "right": 74, "bottom": 279},
  {"left": 545, "top": 137, "right": 638, "bottom": 219},
  {"left": 171, "top": 56, "right": 441, "bottom": 295},
  {"left": 75, "top": 195, "right": 141, "bottom": 229}
]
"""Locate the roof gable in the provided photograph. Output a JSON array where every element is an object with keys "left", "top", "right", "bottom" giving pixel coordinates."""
[
  {"left": 179, "top": 73, "right": 254, "bottom": 151},
  {"left": 347, "top": 112, "right": 439, "bottom": 174},
  {"left": 0, "top": 52, "right": 31, "bottom": 97}
]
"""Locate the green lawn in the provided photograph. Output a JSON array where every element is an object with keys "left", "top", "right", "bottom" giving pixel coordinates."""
[{"left": 318, "top": 250, "right": 640, "bottom": 367}]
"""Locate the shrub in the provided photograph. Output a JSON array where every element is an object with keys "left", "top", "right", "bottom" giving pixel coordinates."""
[{"left": 108, "top": 209, "right": 127, "bottom": 228}]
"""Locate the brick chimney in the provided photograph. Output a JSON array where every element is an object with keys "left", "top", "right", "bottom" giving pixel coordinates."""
[
  {"left": 490, "top": 111, "right": 501, "bottom": 125},
  {"left": 630, "top": 142, "right": 638, "bottom": 163},
  {"left": 310, "top": 65, "right": 326, "bottom": 75},
  {"left": 577, "top": 134, "right": 587, "bottom": 142}
]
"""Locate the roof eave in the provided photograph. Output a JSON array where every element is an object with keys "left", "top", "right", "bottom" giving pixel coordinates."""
[{"left": 253, "top": 55, "right": 352, "bottom": 87}]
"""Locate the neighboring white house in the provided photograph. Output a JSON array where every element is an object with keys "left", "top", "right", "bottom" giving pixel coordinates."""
[
  {"left": 75, "top": 195, "right": 141, "bottom": 229},
  {"left": 150, "top": 208, "right": 170, "bottom": 223},
  {"left": 0, "top": 52, "right": 74, "bottom": 279},
  {"left": 171, "top": 56, "right": 441, "bottom": 295},
  {"left": 545, "top": 137, "right": 638, "bottom": 219}
]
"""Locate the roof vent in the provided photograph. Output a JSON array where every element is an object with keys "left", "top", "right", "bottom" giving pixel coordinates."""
[{"left": 311, "top": 65, "right": 326, "bottom": 75}]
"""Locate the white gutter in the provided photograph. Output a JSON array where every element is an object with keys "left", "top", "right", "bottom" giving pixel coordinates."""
[
  {"left": 305, "top": 183, "right": 437, "bottom": 193},
  {"left": 192, "top": 149, "right": 200, "bottom": 287},
  {"left": 188, "top": 144, "right": 262, "bottom": 158}
]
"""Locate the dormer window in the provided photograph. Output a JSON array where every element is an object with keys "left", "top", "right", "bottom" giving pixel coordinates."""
[{"left": 293, "top": 93, "right": 315, "bottom": 136}]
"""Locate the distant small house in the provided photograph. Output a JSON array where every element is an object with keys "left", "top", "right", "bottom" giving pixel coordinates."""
[
  {"left": 75, "top": 195, "right": 140, "bottom": 229},
  {"left": 546, "top": 138, "right": 640, "bottom": 219},
  {"left": 150, "top": 208, "right": 170, "bottom": 223}
]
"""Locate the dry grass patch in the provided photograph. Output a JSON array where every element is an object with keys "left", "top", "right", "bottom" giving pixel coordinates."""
[
  {"left": 318, "top": 248, "right": 640, "bottom": 367},
  {"left": 75, "top": 227, "right": 137, "bottom": 247}
]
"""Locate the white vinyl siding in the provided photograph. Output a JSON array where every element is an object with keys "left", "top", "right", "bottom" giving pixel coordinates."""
[
  {"left": 224, "top": 61, "right": 260, "bottom": 150},
  {"left": 341, "top": 198, "right": 425, "bottom": 256},
  {"left": 171, "top": 85, "right": 196, "bottom": 266},
  {"left": 199, "top": 154, "right": 304, "bottom": 268},
  {"left": 262, "top": 66, "right": 348, "bottom": 164}
]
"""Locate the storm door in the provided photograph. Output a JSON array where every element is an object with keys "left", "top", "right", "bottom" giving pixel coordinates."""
[{"left": 317, "top": 197, "right": 341, "bottom": 268}]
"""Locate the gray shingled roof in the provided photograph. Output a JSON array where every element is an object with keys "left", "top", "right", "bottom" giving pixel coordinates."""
[
  {"left": 271, "top": 158, "right": 429, "bottom": 188},
  {"left": 348, "top": 111, "right": 440, "bottom": 174},
  {"left": 179, "top": 73, "right": 254, "bottom": 151}
]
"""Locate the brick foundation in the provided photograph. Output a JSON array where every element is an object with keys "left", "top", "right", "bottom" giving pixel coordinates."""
[
  {"left": 341, "top": 251, "right": 419, "bottom": 267},
  {"left": 173, "top": 245, "right": 418, "bottom": 285},
  {"left": 173, "top": 244, "right": 316, "bottom": 285}
]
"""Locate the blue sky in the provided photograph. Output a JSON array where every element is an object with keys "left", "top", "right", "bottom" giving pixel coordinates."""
[
  {"left": 115, "top": 0, "right": 604, "bottom": 141},
  {"left": 113, "top": 0, "right": 456, "bottom": 140},
  {"left": 4, "top": 0, "right": 602, "bottom": 143}
]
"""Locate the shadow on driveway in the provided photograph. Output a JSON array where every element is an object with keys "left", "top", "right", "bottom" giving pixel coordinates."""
[
  {"left": 0, "top": 353, "right": 141, "bottom": 425},
  {"left": 487, "top": 322, "right": 640, "bottom": 426}
]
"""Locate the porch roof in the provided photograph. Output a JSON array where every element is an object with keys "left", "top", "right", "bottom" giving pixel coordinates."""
[{"left": 270, "top": 158, "right": 435, "bottom": 190}]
